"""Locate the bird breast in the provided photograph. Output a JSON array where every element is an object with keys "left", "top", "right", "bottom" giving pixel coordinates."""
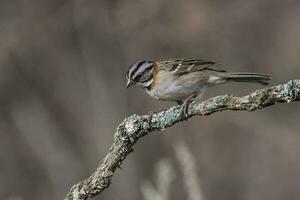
[{"left": 146, "top": 70, "right": 207, "bottom": 102}]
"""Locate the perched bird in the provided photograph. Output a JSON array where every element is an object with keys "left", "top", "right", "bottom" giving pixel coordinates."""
[{"left": 126, "top": 59, "right": 270, "bottom": 111}]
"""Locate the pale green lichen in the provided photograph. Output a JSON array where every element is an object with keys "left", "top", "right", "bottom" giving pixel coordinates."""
[
  {"left": 66, "top": 80, "right": 300, "bottom": 200},
  {"left": 279, "top": 80, "right": 300, "bottom": 102}
]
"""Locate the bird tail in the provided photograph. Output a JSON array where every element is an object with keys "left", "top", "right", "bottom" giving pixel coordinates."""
[{"left": 217, "top": 72, "right": 271, "bottom": 86}]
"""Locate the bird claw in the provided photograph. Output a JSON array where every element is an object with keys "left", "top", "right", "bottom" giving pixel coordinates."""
[
  {"left": 181, "top": 101, "right": 190, "bottom": 119},
  {"left": 179, "top": 94, "right": 197, "bottom": 119},
  {"left": 147, "top": 111, "right": 154, "bottom": 124}
]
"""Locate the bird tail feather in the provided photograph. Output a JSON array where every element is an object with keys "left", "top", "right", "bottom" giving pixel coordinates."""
[{"left": 217, "top": 72, "right": 271, "bottom": 86}]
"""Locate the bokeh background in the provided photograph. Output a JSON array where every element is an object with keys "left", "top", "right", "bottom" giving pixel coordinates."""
[{"left": 0, "top": 0, "right": 300, "bottom": 199}]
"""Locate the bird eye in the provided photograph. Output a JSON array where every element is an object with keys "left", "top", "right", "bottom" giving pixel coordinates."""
[{"left": 138, "top": 70, "right": 153, "bottom": 83}]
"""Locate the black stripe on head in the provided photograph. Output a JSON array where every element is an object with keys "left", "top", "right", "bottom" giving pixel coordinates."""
[
  {"left": 133, "top": 64, "right": 153, "bottom": 80},
  {"left": 130, "top": 61, "right": 153, "bottom": 80},
  {"left": 140, "top": 72, "right": 153, "bottom": 84},
  {"left": 129, "top": 61, "right": 146, "bottom": 79},
  {"left": 127, "top": 60, "right": 147, "bottom": 81},
  {"left": 140, "top": 73, "right": 154, "bottom": 89}
]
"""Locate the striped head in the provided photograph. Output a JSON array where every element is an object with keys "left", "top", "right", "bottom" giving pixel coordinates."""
[{"left": 126, "top": 60, "right": 154, "bottom": 89}]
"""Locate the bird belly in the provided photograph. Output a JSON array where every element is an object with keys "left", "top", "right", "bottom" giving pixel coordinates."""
[{"left": 146, "top": 71, "right": 207, "bottom": 102}]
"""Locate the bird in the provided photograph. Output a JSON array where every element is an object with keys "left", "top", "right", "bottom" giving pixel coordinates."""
[{"left": 126, "top": 58, "right": 270, "bottom": 115}]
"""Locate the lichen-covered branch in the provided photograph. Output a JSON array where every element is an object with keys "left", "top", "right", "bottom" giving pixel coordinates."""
[{"left": 65, "top": 80, "right": 300, "bottom": 200}]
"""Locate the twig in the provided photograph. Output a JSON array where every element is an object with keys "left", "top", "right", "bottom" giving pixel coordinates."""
[
  {"left": 65, "top": 80, "right": 300, "bottom": 200},
  {"left": 175, "top": 141, "right": 204, "bottom": 200},
  {"left": 141, "top": 159, "right": 175, "bottom": 200}
]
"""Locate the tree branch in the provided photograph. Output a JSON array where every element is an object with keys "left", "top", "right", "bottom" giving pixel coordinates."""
[{"left": 65, "top": 80, "right": 300, "bottom": 200}]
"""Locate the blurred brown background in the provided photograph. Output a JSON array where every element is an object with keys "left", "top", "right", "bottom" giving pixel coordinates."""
[{"left": 0, "top": 0, "right": 300, "bottom": 200}]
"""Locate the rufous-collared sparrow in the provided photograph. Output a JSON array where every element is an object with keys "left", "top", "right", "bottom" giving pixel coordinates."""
[{"left": 126, "top": 59, "right": 270, "bottom": 109}]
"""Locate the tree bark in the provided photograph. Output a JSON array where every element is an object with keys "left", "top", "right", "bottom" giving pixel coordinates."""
[{"left": 65, "top": 80, "right": 300, "bottom": 200}]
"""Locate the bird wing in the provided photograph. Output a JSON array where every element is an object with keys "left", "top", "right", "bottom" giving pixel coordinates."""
[{"left": 158, "top": 59, "right": 226, "bottom": 76}]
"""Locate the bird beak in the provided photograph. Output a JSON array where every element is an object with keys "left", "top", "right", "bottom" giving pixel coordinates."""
[{"left": 126, "top": 80, "right": 134, "bottom": 88}]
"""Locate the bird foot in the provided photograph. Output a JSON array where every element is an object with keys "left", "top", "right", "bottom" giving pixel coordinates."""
[
  {"left": 180, "top": 94, "right": 196, "bottom": 119},
  {"left": 181, "top": 101, "right": 191, "bottom": 119}
]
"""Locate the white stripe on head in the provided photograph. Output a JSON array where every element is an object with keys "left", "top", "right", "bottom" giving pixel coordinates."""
[
  {"left": 140, "top": 78, "right": 153, "bottom": 88},
  {"left": 132, "top": 61, "right": 153, "bottom": 80},
  {"left": 128, "top": 61, "right": 144, "bottom": 79}
]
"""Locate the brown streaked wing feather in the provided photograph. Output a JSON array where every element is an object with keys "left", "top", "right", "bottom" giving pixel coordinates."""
[{"left": 158, "top": 59, "right": 226, "bottom": 76}]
